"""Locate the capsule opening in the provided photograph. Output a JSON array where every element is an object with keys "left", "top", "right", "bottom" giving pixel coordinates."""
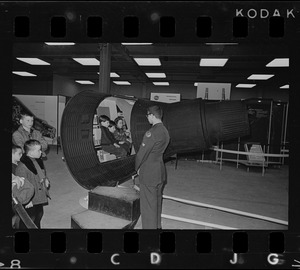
[{"left": 93, "top": 96, "right": 137, "bottom": 163}]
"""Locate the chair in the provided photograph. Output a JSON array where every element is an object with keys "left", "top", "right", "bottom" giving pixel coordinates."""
[{"left": 243, "top": 142, "right": 267, "bottom": 175}]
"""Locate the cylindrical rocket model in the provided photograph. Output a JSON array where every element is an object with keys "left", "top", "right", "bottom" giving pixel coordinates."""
[
  {"left": 131, "top": 98, "right": 249, "bottom": 157},
  {"left": 61, "top": 90, "right": 250, "bottom": 190}
]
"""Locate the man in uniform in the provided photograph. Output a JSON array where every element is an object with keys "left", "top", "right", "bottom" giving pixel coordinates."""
[{"left": 135, "top": 105, "right": 170, "bottom": 229}]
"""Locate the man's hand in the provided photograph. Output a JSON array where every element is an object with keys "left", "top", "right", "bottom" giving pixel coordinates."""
[
  {"left": 18, "top": 177, "right": 25, "bottom": 188},
  {"left": 12, "top": 175, "right": 25, "bottom": 189},
  {"left": 25, "top": 201, "right": 33, "bottom": 209},
  {"left": 45, "top": 178, "right": 50, "bottom": 189},
  {"left": 114, "top": 143, "right": 120, "bottom": 148}
]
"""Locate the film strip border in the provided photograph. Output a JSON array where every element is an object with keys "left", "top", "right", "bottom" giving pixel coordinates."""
[
  {"left": 1, "top": 1, "right": 300, "bottom": 269},
  {"left": 1, "top": 231, "right": 299, "bottom": 268},
  {"left": 1, "top": 1, "right": 299, "bottom": 42},
  {"left": 13, "top": 14, "right": 287, "bottom": 40}
]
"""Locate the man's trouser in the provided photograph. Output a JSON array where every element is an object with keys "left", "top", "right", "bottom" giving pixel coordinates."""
[{"left": 140, "top": 182, "right": 164, "bottom": 229}]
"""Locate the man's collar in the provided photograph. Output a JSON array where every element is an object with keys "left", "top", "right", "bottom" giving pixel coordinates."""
[{"left": 152, "top": 121, "right": 162, "bottom": 126}]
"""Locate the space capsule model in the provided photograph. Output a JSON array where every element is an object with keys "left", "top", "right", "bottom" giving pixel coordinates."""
[{"left": 60, "top": 90, "right": 250, "bottom": 190}]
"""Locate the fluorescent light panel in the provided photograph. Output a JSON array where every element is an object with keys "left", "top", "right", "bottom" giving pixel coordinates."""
[
  {"left": 266, "top": 58, "right": 289, "bottom": 67},
  {"left": 75, "top": 80, "right": 94, "bottom": 85},
  {"left": 122, "top": 43, "right": 153, "bottom": 45},
  {"left": 146, "top": 73, "right": 166, "bottom": 78},
  {"left": 45, "top": 42, "right": 75, "bottom": 45},
  {"left": 200, "top": 58, "right": 228, "bottom": 67},
  {"left": 73, "top": 58, "right": 100, "bottom": 66},
  {"left": 17, "top": 58, "right": 50, "bottom": 65},
  {"left": 97, "top": 72, "right": 120, "bottom": 77},
  {"left": 280, "top": 84, "right": 289, "bottom": 89},
  {"left": 236, "top": 84, "right": 256, "bottom": 88},
  {"left": 13, "top": 71, "right": 37, "bottom": 77},
  {"left": 134, "top": 58, "right": 161, "bottom": 66},
  {"left": 153, "top": 82, "right": 169, "bottom": 86},
  {"left": 113, "top": 81, "right": 131, "bottom": 85},
  {"left": 247, "top": 74, "right": 274, "bottom": 80},
  {"left": 110, "top": 72, "right": 120, "bottom": 77},
  {"left": 206, "top": 43, "right": 238, "bottom": 45}
]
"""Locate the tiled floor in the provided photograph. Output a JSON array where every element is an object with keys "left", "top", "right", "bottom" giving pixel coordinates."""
[{"left": 41, "top": 146, "right": 288, "bottom": 230}]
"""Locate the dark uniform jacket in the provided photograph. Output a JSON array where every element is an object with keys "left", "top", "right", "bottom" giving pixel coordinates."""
[{"left": 135, "top": 122, "right": 170, "bottom": 186}]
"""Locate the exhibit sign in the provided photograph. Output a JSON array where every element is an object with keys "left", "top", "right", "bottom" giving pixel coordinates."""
[
  {"left": 196, "top": 83, "right": 231, "bottom": 100},
  {"left": 150, "top": 93, "right": 181, "bottom": 103}
]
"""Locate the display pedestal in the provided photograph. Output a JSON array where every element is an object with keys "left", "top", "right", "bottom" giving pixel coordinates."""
[
  {"left": 71, "top": 210, "right": 134, "bottom": 229},
  {"left": 71, "top": 186, "right": 140, "bottom": 229}
]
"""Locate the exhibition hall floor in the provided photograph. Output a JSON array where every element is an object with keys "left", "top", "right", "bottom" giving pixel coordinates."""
[{"left": 41, "top": 146, "right": 288, "bottom": 230}]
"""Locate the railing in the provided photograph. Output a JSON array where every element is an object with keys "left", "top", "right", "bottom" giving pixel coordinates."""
[{"left": 212, "top": 144, "right": 289, "bottom": 176}]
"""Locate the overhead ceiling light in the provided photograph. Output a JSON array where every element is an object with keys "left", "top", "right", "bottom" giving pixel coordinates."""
[
  {"left": 280, "top": 84, "right": 289, "bottom": 89},
  {"left": 73, "top": 58, "right": 100, "bottom": 66},
  {"left": 194, "top": 82, "right": 201, "bottom": 86},
  {"left": 236, "top": 84, "right": 256, "bottom": 88},
  {"left": 45, "top": 42, "right": 75, "bottom": 45},
  {"left": 113, "top": 81, "right": 131, "bottom": 85},
  {"left": 16, "top": 57, "right": 50, "bottom": 65},
  {"left": 75, "top": 80, "right": 94, "bottom": 85},
  {"left": 247, "top": 74, "right": 274, "bottom": 80},
  {"left": 122, "top": 43, "right": 153, "bottom": 45},
  {"left": 266, "top": 58, "right": 289, "bottom": 67},
  {"left": 205, "top": 43, "right": 238, "bottom": 45},
  {"left": 12, "top": 71, "right": 37, "bottom": 77},
  {"left": 146, "top": 73, "right": 166, "bottom": 78},
  {"left": 199, "top": 58, "right": 228, "bottom": 67},
  {"left": 110, "top": 72, "right": 120, "bottom": 77},
  {"left": 134, "top": 58, "right": 161, "bottom": 66},
  {"left": 97, "top": 72, "right": 120, "bottom": 77},
  {"left": 153, "top": 82, "right": 169, "bottom": 86}
]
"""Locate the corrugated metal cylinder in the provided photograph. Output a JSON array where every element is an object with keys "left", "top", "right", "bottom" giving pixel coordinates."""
[{"left": 61, "top": 90, "right": 250, "bottom": 189}]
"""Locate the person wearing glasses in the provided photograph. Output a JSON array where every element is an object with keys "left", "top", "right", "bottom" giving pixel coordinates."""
[{"left": 135, "top": 105, "right": 170, "bottom": 229}]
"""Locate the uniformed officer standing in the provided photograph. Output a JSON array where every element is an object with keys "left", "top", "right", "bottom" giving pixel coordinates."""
[{"left": 135, "top": 105, "right": 170, "bottom": 229}]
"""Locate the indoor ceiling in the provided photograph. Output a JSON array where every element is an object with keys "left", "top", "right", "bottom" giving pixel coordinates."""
[{"left": 12, "top": 42, "right": 290, "bottom": 91}]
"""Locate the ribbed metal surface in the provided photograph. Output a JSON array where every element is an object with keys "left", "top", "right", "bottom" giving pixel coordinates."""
[
  {"left": 60, "top": 90, "right": 135, "bottom": 190},
  {"left": 216, "top": 100, "right": 250, "bottom": 141},
  {"left": 203, "top": 100, "right": 250, "bottom": 145},
  {"left": 131, "top": 98, "right": 220, "bottom": 156},
  {"left": 164, "top": 99, "right": 210, "bottom": 156},
  {"left": 61, "top": 90, "right": 250, "bottom": 190}
]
